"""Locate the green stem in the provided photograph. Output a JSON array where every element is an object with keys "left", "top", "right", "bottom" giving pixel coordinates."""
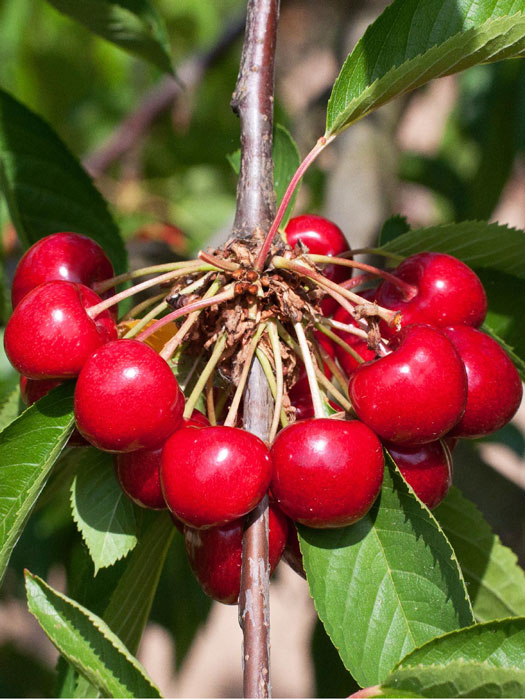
[
  {"left": 294, "top": 321, "right": 326, "bottom": 419},
  {"left": 224, "top": 324, "right": 266, "bottom": 428},
  {"left": 123, "top": 300, "right": 169, "bottom": 339},
  {"left": 268, "top": 320, "right": 284, "bottom": 441},
  {"left": 93, "top": 260, "right": 204, "bottom": 294},
  {"left": 314, "top": 321, "right": 366, "bottom": 366},
  {"left": 183, "top": 334, "right": 227, "bottom": 419},
  {"left": 255, "top": 347, "right": 288, "bottom": 429}
]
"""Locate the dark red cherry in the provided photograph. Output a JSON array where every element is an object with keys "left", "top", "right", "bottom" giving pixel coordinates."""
[
  {"left": 270, "top": 418, "right": 384, "bottom": 528},
  {"left": 442, "top": 326, "right": 523, "bottom": 439},
  {"left": 282, "top": 521, "right": 306, "bottom": 579},
  {"left": 19, "top": 376, "right": 62, "bottom": 405},
  {"left": 115, "top": 447, "right": 167, "bottom": 510},
  {"left": 332, "top": 289, "right": 377, "bottom": 375},
  {"left": 387, "top": 440, "right": 452, "bottom": 510},
  {"left": 183, "top": 409, "right": 210, "bottom": 428},
  {"left": 184, "top": 504, "right": 288, "bottom": 604},
  {"left": 348, "top": 324, "right": 468, "bottom": 444},
  {"left": 376, "top": 252, "right": 487, "bottom": 335},
  {"left": 285, "top": 214, "right": 351, "bottom": 315},
  {"left": 161, "top": 426, "right": 272, "bottom": 528},
  {"left": 4, "top": 281, "right": 117, "bottom": 379},
  {"left": 288, "top": 380, "right": 341, "bottom": 420},
  {"left": 74, "top": 339, "right": 184, "bottom": 452},
  {"left": 11, "top": 232, "right": 114, "bottom": 308}
]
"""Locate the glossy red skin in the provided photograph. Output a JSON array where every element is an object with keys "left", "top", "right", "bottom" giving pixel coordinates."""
[
  {"left": 19, "top": 376, "right": 62, "bottom": 404},
  {"left": 115, "top": 447, "right": 167, "bottom": 510},
  {"left": 376, "top": 252, "right": 487, "bottom": 336},
  {"left": 387, "top": 440, "right": 452, "bottom": 510},
  {"left": 12, "top": 232, "right": 114, "bottom": 308},
  {"left": 183, "top": 409, "right": 210, "bottom": 428},
  {"left": 285, "top": 214, "right": 351, "bottom": 316},
  {"left": 161, "top": 425, "right": 272, "bottom": 528},
  {"left": 333, "top": 289, "right": 377, "bottom": 375},
  {"left": 270, "top": 418, "right": 384, "bottom": 528},
  {"left": 442, "top": 326, "right": 523, "bottom": 439},
  {"left": 4, "top": 281, "right": 117, "bottom": 379},
  {"left": 282, "top": 521, "right": 306, "bottom": 579},
  {"left": 288, "top": 380, "right": 341, "bottom": 420},
  {"left": 349, "top": 324, "right": 468, "bottom": 444},
  {"left": 74, "top": 339, "right": 184, "bottom": 452},
  {"left": 184, "top": 504, "right": 288, "bottom": 604}
]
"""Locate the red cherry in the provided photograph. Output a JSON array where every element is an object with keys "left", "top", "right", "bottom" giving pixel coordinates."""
[
  {"left": 387, "top": 440, "right": 452, "bottom": 510},
  {"left": 288, "top": 380, "right": 341, "bottom": 420},
  {"left": 184, "top": 504, "right": 288, "bottom": 604},
  {"left": 11, "top": 232, "right": 114, "bottom": 308},
  {"left": 376, "top": 252, "right": 487, "bottom": 335},
  {"left": 442, "top": 326, "right": 523, "bottom": 438},
  {"left": 348, "top": 324, "right": 468, "bottom": 444},
  {"left": 183, "top": 409, "right": 210, "bottom": 428},
  {"left": 282, "top": 521, "right": 306, "bottom": 579},
  {"left": 74, "top": 339, "right": 184, "bottom": 452},
  {"left": 270, "top": 418, "right": 384, "bottom": 528},
  {"left": 285, "top": 214, "right": 351, "bottom": 315},
  {"left": 115, "top": 447, "right": 167, "bottom": 510},
  {"left": 20, "top": 376, "right": 62, "bottom": 405},
  {"left": 4, "top": 281, "right": 117, "bottom": 379},
  {"left": 161, "top": 426, "right": 272, "bottom": 528},
  {"left": 333, "top": 289, "right": 377, "bottom": 375}
]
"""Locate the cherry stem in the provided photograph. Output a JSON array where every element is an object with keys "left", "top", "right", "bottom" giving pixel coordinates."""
[
  {"left": 224, "top": 324, "right": 266, "bottom": 428},
  {"left": 198, "top": 250, "right": 240, "bottom": 271},
  {"left": 325, "top": 318, "right": 368, "bottom": 341},
  {"left": 183, "top": 334, "right": 227, "bottom": 419},
  {"left": 206, "top": 375, "right": 216, "bottom": 426},
  {"left": 268, "top": 320, "right": 284, "bottom": 442},
  {"left": 315, "top": 367, "right": 352, "bottom": 413},
  {"left": 314, "top": 321, "right": 366, "bottom": 366},
  {"left": 93, "top": 260, "right": 203, "bottom": 294},
  {"left": 255, "top": 346, "right": 288, "bottom": 429},
  {"left": 272, "top": 256, "right": 401, "bottom": 328},
  {"left": 317, "top": 343, "right": 350, "bottom": 397},
  {"left": 137, "top": 285, "right": 235, "bottom": 343},
  {"left": 253, "top": 134, "right": 335, "bottom": 272},
  {"left": 178, "top": 350, "right": 204, "bottom": 393},
  {"left": 307, "top": 254, "right": 416, "bottom": 300},
  {"left": 293, "top": 322, "right": 326, "bottom": 419},
  {"left": 340, "top": 248, "right": 404, "bottom": 263},
  {"left": 123, "top": 300, "right": 169, "bottom": 338},
  {"left": 158, "top": 280, "right": 222, "bottom": 361},
  {"left": 122, "top": 292, "right": 166, "bottom": 321},
  {"left": 88, "top": 264, "right": 213, "bottom": 318},
  {"left": 340, "top": 273, "right": 375, "bottom": 290}
]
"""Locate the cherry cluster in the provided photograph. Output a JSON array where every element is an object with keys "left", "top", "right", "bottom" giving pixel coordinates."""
[{"left": 3, "top": 217, "right": 523, "bottom": 605}]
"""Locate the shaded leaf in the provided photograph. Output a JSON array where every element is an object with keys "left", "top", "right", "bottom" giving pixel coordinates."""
[
  {"left": 378, "top": 215, "right": 410, "bottom": 246},
  {"left": 327, "top": 3, "right": 525, "bottom": 136},
  {"left": 70, "top": 449, "right": 137, "bottom": 574},
  {"left": 45, "top": 0, "right": 174, "bottom": 75},
  {"left": 299, "top": 456, "right": 474, "bottom": 688},
  {"left": 383, "top": 618, "right": 525, "bottom": 697},
  {"left": 434, "top": 487, "right": 525, "bottom": 622},
  {"left": 273, "top": 124, "right": 301, "bottom": 227},
  {"left": 0, "top": 383, "right": 21, "bottom": 431},
  {"left": 0, "top": 383, "right": 75, "bottom": 587},
  {"left": 25, "top": 571, "right": 162, "bottom": 698},
  {"left": 0, "top": 89, "right": 126, "bottom": 273}
]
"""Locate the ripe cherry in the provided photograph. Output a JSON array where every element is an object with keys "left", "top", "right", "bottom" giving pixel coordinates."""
[
  {"left": 19, "top": 376, "right": 62, "bottom": 405},
  {"left": 115, "top": 447, "right": 167, "bottom": 510},
  {"left": 11, "top": 232, "right": 114, "bottom": 308},
  {"left": 348, "top": 324, "right": 468, "bottom": 444},
  {"left": 4, "top": 281, "right": 117, "bottom": 379},
  {"left": 183, "top": 409, "right": 210, "bottom": 428},
  {"left": 184, "top": 504, "right": 288, "bottom": 604},
  {"left": 387, "top": 440, "right": 452, "bottom": 510},
  {"left": 74, "top": 339, "right": 184, "bottom": 452},
  {"left": 270, "top": 418, "right": 384, "bottom": 528},
  {"left": 442, "top": 326, "right": 523, "bottom": 439},
  {"left": 282, "top": 521, "right": 306, "bottom": 579},
  {"left": 290, "top": 332, "right": 337, "bottom": 419},
  {"left": 376, "top": 252, "right": 487, "bottom": 335},
  {"left": 332, "top": 289, "right": 377, "bottom": 375},
  {"left": 161, "top": 425, "right": 272, "bottom": 529},
  {"left": 285, "top": 214, "right": 351, "bottom": 315}
]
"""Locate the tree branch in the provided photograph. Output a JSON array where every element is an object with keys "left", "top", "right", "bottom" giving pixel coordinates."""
[{"left": 233, "top": 1, "right": 279, "bottom": 697}]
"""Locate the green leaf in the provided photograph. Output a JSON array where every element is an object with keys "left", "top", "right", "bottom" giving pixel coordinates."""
[
  {"left": 25, "top": 571, "right": 162, "bottom": 698},
  {"left": 299, "top": 456, "right": 474, "bottom": 688},
  {"left": 383, "top": 618, "right": 525, "bottom": 697},
  {"left": 0, "top": 383, "right": 75, "bottom": 587},
  {"left": 0, "top": 383, "right": 21, "bottom": 431},
  {"left": 378, "top": 215, "right": 411, "bottom": 246},
  {"left": 273, "top": 124, "right": 301, "bottom": 227},
  {"left": 70, "top": 449, "right": 137, "bottom": 574},
  {"left": 0, "top": 89, "right": 127, "bottom": 273},
  {"left": 434, "top": 487, "right": 525, "bottom": 622},
  {"left": 326, "top": 4, "right": 525, "bottom": 136},
  {"left": 45, "top": 0, "right": 174, "bottom": 75}
]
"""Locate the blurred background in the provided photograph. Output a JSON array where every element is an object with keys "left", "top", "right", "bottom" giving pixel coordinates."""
[{"left": 0, "top": 0, "right": 524, "bottom": 696}]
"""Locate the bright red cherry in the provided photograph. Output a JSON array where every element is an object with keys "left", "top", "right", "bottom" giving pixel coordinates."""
[
  {"left": 387, "top": 440, "right": 452, "bottom": 510},
  {"left": 442, "top": 326, "right": 523, "bottom": 439},
  {"left": 11, "top": 232, "right": 114, "bottom": 308},
  {"left": 332, "top": 289, "right": 377, "bottom": 375},
  {"left": 348, "top": 324, "right": 468, "bottom": 444},
  {"left": 4, "top": 281, "right": 117, "bottom": 379},
  {"left": 161, "top": 425, "right": 272, "bottom": 528},
  {"left": 115, "top": 447, "right": 167, "bottom": 510},
  {"left": 74, "top": 339, "right": 184, "bottom": 452},
  {"left": 285, "top": 214, "right": 351, "bottom": 316},
  {"left": 376, "top": 252, "right": 487, "bottom": 335},
  {"left": 282, "top": 521, "right": 306, "bottom": 579},
  {"left": 270, "top": 418, "right": 384, "bottom": 528},
  {"left": 184, "top": 504, "right": 288, "bottom": 604}
]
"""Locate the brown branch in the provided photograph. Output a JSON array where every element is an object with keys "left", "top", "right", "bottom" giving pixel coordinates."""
[
  {"left": 234, "top": 1, "right": 279, "bottom": 698},
  {"left": 82, "top": 16, "right": 245, "bottom": 178}
]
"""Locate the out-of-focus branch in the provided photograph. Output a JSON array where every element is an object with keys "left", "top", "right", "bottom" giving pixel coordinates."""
[{"left": 82, "top": 16, "right": 245, "bottom": 179}]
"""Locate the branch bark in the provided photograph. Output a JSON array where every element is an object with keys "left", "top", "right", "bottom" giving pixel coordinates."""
[{"left": 233, "top": 0, "right": 279, "bottom": 697}]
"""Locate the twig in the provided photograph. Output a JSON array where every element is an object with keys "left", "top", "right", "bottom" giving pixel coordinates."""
[{"left": 233, "top": 1, "right": 279, "bottom": 697}]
